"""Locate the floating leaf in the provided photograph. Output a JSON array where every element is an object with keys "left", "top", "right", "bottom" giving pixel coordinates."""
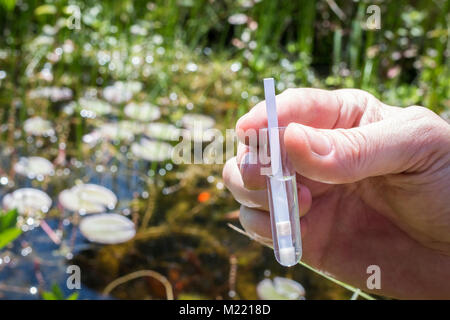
[
  {"left": 24, "top": 117, "right": 55, "bottom": 137},
  {"left": 181, "top": 114, "right": 215, "bottom": 130},
  {"left": 257, "top": 277, "right": 305, "bottom": 300},
  {"left": 28, "top": 86, "right": 73, "bottom": 102},
  {"left": 78, "top": 98, "right": 113, "bottom": 117},
  {"left": 103, "top": 81, "right": 142, "bottom": 104},
  {"left": 2, "top": 188, "right": 52, "bottom": 216},
  {"left": 14, "top": 157, "right": 54, "bottom": 179},
  {"left": 124, "top": 102, "right": 161, "bottom": 121},
  {"left": 79, "top": 213, "right": 136, "bottom": 244},
  {"left": 144, "top": 123, "right": 181, "bottom": 141},
  {"left": 131, "top": 138, "right": 173, "bottom": 162},
  {"left": 85, "top": 122, "right": 135, "bottom": 145},
  {"left": 58, "top": 184, "right": 117, "bottom": 214}
]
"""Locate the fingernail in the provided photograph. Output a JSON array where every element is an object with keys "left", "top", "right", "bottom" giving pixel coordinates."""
[
  {"left": 304, "top": 128, "right": 332, "bottom": 156},
  {"left": 240, "top": 152, "right": 250, "bottom": 168}
]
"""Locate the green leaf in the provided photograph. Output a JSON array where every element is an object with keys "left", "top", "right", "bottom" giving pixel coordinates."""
[
  {"left": 0, "top": 209, "right": 18, "bottom": 231},
  {"left": 35, "top": 4, "right": 57, "bottom": 16},
  {"left": 0, "top": 227, "right": 22, "bottom": 249},
  {"left": 42, "top": 285, "right": 79, "bottom": 300},
  {"left": 0, "top": 0, "right": 16, "bottom": 11},
  {"left": 66, "top": 292, "right": 79, "bottom": 300},
  {"left": 51, "top": 284, "right": 65, "bottom": 300},
  {"left": 41, "top": 292, "right": 57, "bottom": 300}
]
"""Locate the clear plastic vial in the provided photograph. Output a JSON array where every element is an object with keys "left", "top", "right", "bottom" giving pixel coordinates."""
[{"left": 261, "top": 127, "right": 302, "bottom": 267}]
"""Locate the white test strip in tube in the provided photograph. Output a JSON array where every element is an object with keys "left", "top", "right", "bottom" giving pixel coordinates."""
[{"left": 264, "top": 78, "right": 302, "bottom": 267}]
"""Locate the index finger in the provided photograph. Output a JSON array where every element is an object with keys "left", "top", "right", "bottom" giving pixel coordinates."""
[{"left": 236, "top": 88, "right": 371, "bottom": 144}]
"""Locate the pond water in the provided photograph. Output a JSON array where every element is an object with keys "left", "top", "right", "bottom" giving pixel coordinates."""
[{"left": 0, "top": 96, "right": 349, "bottom": 299}]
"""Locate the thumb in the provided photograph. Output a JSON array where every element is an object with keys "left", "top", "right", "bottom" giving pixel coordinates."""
[{"left": 284, "top": 114, "right": 434, "bottom": 184}]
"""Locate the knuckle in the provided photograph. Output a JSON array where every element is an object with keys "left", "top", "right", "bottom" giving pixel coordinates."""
[
  {"left": 334, "top": 128, "right": 369, "bottom": 181},
  {"left": 222, "top": 157, "right": 235, "bottom": 187},
  {"left": 406, "top": 106, "right": 445, "bottom": 141}
]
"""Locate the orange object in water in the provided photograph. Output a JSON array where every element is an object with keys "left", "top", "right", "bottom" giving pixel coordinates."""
[{"left": 197, "top": 191, "right": 210, "bottom": 203}]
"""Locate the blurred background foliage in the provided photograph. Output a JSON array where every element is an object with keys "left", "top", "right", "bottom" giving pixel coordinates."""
[{"left": 1, "top": 0, "right": 448, "bottom": 121}]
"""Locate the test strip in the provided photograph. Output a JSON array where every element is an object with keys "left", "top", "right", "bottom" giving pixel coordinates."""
[{"left": 264, "top": 78, "right": 301, "bottom": 267}]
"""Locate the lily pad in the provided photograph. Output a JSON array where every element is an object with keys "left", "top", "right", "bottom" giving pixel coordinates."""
[
  {"left": 131, "top": 138, "right": 173, "bottom": 162},
  {"left": 24, "top": 117, "right": 55, "bottom": 137},
  {"left": 180, "top": 114, "right": 216, "bottom": 142},
  {"left": 2, "top": 188, "right": 52, "bottom": 216},
  {"left": 58, "top": 184, "right": 117, "bottom": 214},
  {"left": 257, "top": 277, "right": 305, "bottom": 300},
  {"left": 181, "top": 128, "right": 216, "bottom": 143},
  {"left": 78, "top": 98, "right": 112, "bottom": 117},
  {"left": 28, "top": 86, "right": 73, "bottom": 102},
  {"left": 103, "top": 81, "right": 142, "bottom": 104},
  {"left": 144, "top": 122, "right": 181, "bottom": 141},
  {"left": 14, "top": 156, "right": 55, "bottom": 179},
  {"left": 79, "top": 213, "right": 136, "bottom": 244},
  {"left": 124, "top": 102, "right": 161, "bottom": 121},
  {"left": 83, "top": 121, "right": 144, "bottom": 145},
  {"left": 181, "top": 113, "right": 215, "bottom": 130}
]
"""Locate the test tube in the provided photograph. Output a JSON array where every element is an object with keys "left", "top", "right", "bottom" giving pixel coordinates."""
[{"left": 263, "top": 78, "right": 302, "bottom": 267}]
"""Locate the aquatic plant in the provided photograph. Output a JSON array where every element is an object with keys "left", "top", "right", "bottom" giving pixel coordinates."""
[
  {"left": 124, "top": 102, "right": 161, "bottom": 122},
  {"left": 23, "top": 117, "right": 55, "bottom": 137},
  {"left": 181, "top": 114, "right": 215, "bottom": 130},
  {"left": 83, "top": 122, "right": 136, "bottom": 145},
  {"left": 77, "top": 98, "right": 113, "bottom": 118},
  {"left": 41, "top": 284, "right": 79, "bottom": 300},
  {"left": 79, "top": 213, "right": 136, "bottom": 244},
  {"left": 58, "top": 184, "right": 117, "bottom": 214},
  {"left": 144, "top": 122, "right": 181, "bottom": 141},
  {"left": 103, "top": 81, "right": 142, "bottom": 104},
  {"left": 2, "top": 188, "right": 52, "bottom": 217},
  {"left": 14, "top": 156, "right": 54, "bottom": 180},
  {"left": 0, "top": 209, "right": 22, "bottom": 250},
  {"left": 131, "top": 139, "right": 173, "bottom": 162},
  {"left": 28, "top": 86, "right": 73, "bottom": 102},
  {"left": 257, "top": 277, "right": 305, "bottom": 300}
]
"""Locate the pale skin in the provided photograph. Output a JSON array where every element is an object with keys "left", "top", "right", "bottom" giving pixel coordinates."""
[{"left": 222, "top": 88, "right": 450, "bottom": 299}]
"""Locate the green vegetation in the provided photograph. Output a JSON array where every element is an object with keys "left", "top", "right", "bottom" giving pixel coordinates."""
[{"left": 0, "top": 209, "right": 21, "bottom": 249}]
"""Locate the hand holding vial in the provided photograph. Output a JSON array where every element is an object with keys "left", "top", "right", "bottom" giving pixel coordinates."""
[{"left": 223, "top": 87, "right": 450, "bottom": 299}]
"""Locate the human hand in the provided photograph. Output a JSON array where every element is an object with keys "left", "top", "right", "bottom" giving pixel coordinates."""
[{"left": 223, "top": 88, "right": 450, "bottom": 299}]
